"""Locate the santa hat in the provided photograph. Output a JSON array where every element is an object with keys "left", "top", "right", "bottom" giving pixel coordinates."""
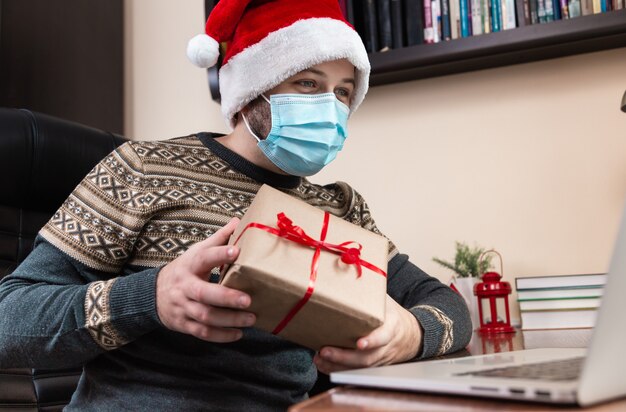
[{"left": 187, "top": 0, "right": 370, "bottom": 128}]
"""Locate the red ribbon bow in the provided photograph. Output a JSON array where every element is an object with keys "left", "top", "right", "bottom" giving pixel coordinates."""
[{"left": 232, "top": 211, "right": 386, "bottom": 335}]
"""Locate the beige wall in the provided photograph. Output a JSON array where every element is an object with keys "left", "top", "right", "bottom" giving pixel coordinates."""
[{"left": 125, "top": 0, "right": 626, "bottom": 324}]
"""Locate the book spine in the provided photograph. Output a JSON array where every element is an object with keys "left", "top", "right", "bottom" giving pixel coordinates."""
[
  {"left": 460, "top": 0, "right": 472, "bottom": 36},
  {"left": 538, "top": 0, "right": 546, "bottom": 22},
  {"left": 471, "top": 0, "right": 484, "bottom": 34},
  {"left": 346, "top": 0, "right": 356, "bottom": 25},
  {"left": 530, "top": 0, "right": 539, "bottom": 22},
  {"left": 450, "top": 0, "right": 461, "bottom": 38},
  {"left": 581, "top": 0, "right": 594, "bottom": 14},
  {"left": 491, "top": 0, "right": 502, "bottom": 31},
  {"left": 377, "top": 0, "right": 393, "bottom": 51},
  {"left": 441, "top": 0, "right": 452, "bottom": 40},
  {"left": 560, "top": 0, "right": 570, "bottom": 17},
  {"left": 569, "top": 0, "right": 582, "bottom": 15},
  {"left": 516, "top": 0, "right": 530, "bottom": 26},
  {"left": 424, "top": 0, "right": 435, "bottom": 43},
  {"left": 601, "top": 0, "right": 607, "bottom": 12},
  {"left": 363, "top": 0, "right": 379, "bottom": 52},
  {"left": 482, "top": 0, "right": 492, "bottom": 33},
  {"left": 553, "top": 0, "right": 562, "bottom": 18},
  {"left": 592, "top": 0, "right": 601, "bottom": 12},
  {"left": 616, "top": 0, "right": 624, "bottom": 9},
  {"left": 505, "top": 0, "right": 517, "bottom": 28},
  {"left": 545, "top": 0, "right": 555, "bottom": 20},
  {"left": 432, "top": 0, "right": 442, "bottom": 42},
  {"left": 390, "top": 0, "right": 405, "bottom": 48},
  {"left": 404, "top": 0, "right": 425, "bottom": 46}
]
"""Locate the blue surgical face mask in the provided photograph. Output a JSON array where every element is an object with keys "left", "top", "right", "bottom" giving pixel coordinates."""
[{"left": 242, "top": 93, "right": 349, "bottom": 177}]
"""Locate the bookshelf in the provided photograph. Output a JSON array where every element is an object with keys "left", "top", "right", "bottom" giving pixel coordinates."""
[
  {"left": 369, "top": 9, "right": 626, "bottom": 86},
  {"left": 203, "top": 1, "right": 626, "bottom": 100}
]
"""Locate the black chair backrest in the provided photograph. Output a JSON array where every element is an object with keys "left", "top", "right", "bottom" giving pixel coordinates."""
[
  {"left": 0, "top": 108, "right": 127, "bottom": 411},
  {"left": 0, "top": 107, "right": 127, "bottom": 278}
]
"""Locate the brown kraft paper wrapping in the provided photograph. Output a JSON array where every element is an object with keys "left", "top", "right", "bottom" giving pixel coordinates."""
[{"left": 220, "top": 184, "right": 388, "bottom": 351}]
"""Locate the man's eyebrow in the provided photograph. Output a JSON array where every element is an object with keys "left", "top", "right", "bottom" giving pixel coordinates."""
[{"left": 300, "top": 68, "right": 356, "bottom": 86}]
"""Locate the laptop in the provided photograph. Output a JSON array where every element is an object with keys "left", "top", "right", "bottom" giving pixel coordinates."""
[{"left": 331, "top": 201, "right": 626, "bottom": 406}]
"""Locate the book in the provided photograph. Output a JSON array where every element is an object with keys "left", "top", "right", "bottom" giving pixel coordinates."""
[
  {"left": 363, "top": 0, "right": 379, "bottom": 52},
  {"left": 545, "top": 0, "right": 555, "bottom": 21},
  {"left": 490, "top": 0, "right": 502, "bottom": 31},
  {"left": 520, "top": 308, "right": 597, "bottom": 330},
  {"left": 504, "top": 0, "right": 517, "bottom": 28},
  {"left": 518, "top": 297, "right": 601, "bottom": 311},
  {"left": 538, "top": 0, "right": 546, "bottom": 22},
  {"left": 553, "top": 0, "right": 563, "bottom": 18},
  {"left": 390, "top": 0, "right": 405, "bottom": 48},
  {"left": 522, "top": 328, "right": 592, "bottom": 349},
  {"left": 517, "top": 286, "right": 604, "bottom": 301},
  {"left": 560, "top": 0, "right": 571, "bottom": 17},
  {"left": 377, "top": 0, "right": 393, "bottom": 51},
  {"left": 471, "top": 0, "right": 484, "bottom": 35},
  {"left": 346, "top": 0, "right": 356, "bottom": 25},
  {"left": 529, "top": 0, "right": 539, "bottom": 22},
  {"left": 569, "top": 0, "right": 582, "bottom": 16},
  {"left": 516, "top": 0, "right": 531, "bottom": 26},
  {"left": 424, "top": 0, "right": 435, "bottom": 43},
  {"left": 516, "top": 273, "right": 607, "bottom": 290},
  {"left": 404, "top": 0, "right": 425, "bottom": 46},
  {"left": 593, "top": 0, "right": 602, "bottom": 13},
  {"left": 581, "top": 0, "right": 594, "bottom": 14},
  {"left": 432, "top": 0, "right": 442, "bottom": 43},
  {"left": 441, "top": 0, "right": 452, "bottom": 40},
  {"left": 461, "top": 0, "right": 472, "bottom": 36},
  {"left": 450, "top": 0, "right": 461, "bottom": 38},
  {"left": 482, "top": 0, "right": 491, "bottom": 33}
]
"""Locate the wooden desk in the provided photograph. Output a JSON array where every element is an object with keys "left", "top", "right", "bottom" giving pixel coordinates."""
[{"left": 290, "top": 329, "right": 626, "bottom": 411}]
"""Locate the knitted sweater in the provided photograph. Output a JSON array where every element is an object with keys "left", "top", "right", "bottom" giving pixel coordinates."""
[{"left": 0, "top": 133, "right": 471, "bottom": 411}]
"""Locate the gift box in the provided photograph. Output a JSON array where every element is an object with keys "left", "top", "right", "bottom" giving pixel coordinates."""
[{"left": 220, "top": 184, "right": 388, "bottom": 350}]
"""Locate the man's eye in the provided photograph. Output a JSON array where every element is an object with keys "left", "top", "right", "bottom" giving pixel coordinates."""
[{"left": 335, "top": 88, "right": 350, "bottom": 97}]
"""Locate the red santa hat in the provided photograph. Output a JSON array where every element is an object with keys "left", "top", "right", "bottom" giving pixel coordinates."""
[{"left": 187, "top": 0, "right": 370, "bottom": 128}]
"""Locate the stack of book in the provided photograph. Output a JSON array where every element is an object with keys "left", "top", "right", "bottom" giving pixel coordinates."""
[
  {"left": 339, "top": 0, "right": 625, "bottom": 52},
  {"left": 516, "top": 273, "right": 607, "bottom": 330}
]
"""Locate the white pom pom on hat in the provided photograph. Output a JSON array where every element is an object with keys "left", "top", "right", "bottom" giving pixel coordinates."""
[
  {"left": 186, "top": 34, "right": 220, "bottom": 68},
  {"left": 187, "top": 0, "right": 370, "bottom": 129}
]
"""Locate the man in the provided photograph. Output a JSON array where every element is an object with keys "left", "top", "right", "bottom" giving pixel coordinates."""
[{"left": 0, "top": 0, "right": 471, "bottom": 410}]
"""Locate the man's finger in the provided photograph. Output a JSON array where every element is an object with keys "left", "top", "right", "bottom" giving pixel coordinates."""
[
  {"left": 185, "top": 300, "right": 256, "bottom": 328},
  {"left": 355, "top": 325, "right": 392, "bottom": 351},
  {"left": 188, "top": 244, "right": 239, "bottom": 276},
  {"left": 185, "top": 280, "right": 251, "bottom": 310},
  {"left": 317, "top": 346, "right": 380, "bottom": 369}
]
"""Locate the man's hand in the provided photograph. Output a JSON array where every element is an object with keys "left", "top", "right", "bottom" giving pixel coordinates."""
[
  {"left": 313, "top": 295, "right": 423, "bottom": 374},
  {"left": 156, "top": 218, "right": 256, "bottom": 343}
]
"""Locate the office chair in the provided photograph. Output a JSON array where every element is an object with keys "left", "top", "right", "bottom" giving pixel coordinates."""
[{"left": 0, "top": 108, "right": 127, "bottom": 411}]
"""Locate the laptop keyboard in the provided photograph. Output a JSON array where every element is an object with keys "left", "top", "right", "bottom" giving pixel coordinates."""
[{"left": 455, "top": 357, "right": 584, "bottom": 381}]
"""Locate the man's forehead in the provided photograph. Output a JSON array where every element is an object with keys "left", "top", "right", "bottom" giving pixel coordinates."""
[{"left": 291, "top": 63, "right": 356, "bottom": 83}]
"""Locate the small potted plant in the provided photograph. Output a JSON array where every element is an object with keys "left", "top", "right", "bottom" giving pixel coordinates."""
[{"left": 433, "top": 242, "right": 493, "bottom": 330}]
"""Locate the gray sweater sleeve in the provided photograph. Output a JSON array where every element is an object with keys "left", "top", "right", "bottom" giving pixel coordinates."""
[
  {"left": 0, "top": 236, "right": 161, "bottom": 369},
  {"left": 387, "top": 253, "right": 472, "bottom": 359}
]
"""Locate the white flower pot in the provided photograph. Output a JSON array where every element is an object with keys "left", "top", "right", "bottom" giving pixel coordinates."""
[{"left": 451, "top": 277, "right": 481, "bottom": 331}]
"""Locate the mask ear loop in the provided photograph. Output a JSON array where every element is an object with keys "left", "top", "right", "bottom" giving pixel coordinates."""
[{"left": 241, "top": 94, "right": 271, "bottom": 142}]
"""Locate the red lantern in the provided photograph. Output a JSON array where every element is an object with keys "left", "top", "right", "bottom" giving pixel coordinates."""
[{"left": 473, "top": 250, "right": 515, "bottom": 335}]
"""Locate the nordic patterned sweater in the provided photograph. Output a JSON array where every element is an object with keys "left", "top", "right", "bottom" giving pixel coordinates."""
[{"left": 0, "top": 133, "right": 471, "bottom": 411}]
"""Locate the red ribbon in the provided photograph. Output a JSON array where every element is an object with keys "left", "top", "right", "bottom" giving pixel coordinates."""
[{"left": 232, "top": 211, "right": 387, "bottom": 335}]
